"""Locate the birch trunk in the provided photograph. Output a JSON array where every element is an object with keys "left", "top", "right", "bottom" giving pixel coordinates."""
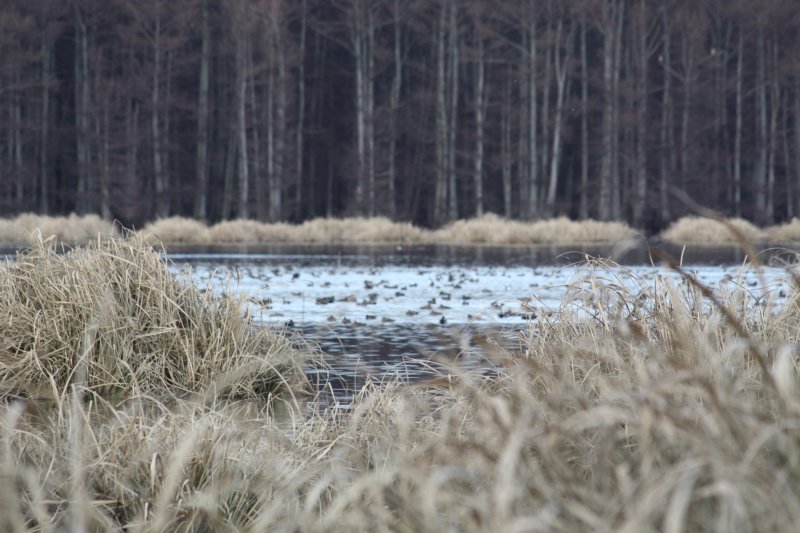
[{"left": 545, "top": 21, "right": 572, "bottom": 216}]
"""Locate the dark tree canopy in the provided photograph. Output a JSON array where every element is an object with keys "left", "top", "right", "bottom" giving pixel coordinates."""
[{"left": 0, "top": 0, "right": 799, "bottom": 231}]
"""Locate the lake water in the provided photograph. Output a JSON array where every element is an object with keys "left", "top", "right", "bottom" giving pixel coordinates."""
[{"left": 166, "top": 244, "right": 797, "bottom": 405}]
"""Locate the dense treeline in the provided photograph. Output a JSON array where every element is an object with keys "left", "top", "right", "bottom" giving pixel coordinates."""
[{"left": 0, "top": 0, "right": 798, "bottom": 230}]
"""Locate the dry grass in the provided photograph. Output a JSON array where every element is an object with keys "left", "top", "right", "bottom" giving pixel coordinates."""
[
  {"left": 661, "top": 216, "right": 767, "bottom": 245},
  {"left": 296, "top": 216, "right": 425, "bottom": 244},
  {"left": 3, "top": 235, "right": 800, "bottom": 530},
  {"left": 140, "top": 216, "right": 211, "bottom": 245},
  {"left": 767, "top": 218, "right": 800, "bottom": 243},
  {"left": 0, "top": 214, "right": 631, "bottom": 247},
  {"left": 0, "top": 234, "right": 306, "bottom": 401},
  {"left": 207, "top": 219, "right": 296, "bottom": 243},
  {"left": 428, "top": 214, "right": 637, "bottom": 245},
  {"left": 0, "top": 213, "right": 115, "bottom": 245}
]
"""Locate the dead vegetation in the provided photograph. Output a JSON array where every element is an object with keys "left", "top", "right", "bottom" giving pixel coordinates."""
[
  {"left": 2, "top": 233, "right": 800, "bottom": 531},
  {"left": 660, "top": 216, "right": 767, "bottom": 244}
]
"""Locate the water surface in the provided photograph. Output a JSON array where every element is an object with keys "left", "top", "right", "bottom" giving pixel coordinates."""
[{"left": 167, "top": 244, "right": 795, "bottom": 404}]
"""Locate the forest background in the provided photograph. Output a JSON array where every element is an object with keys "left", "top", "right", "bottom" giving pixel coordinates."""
[{"left": 0, "top": 0, "right": 797, "bottom": 232}]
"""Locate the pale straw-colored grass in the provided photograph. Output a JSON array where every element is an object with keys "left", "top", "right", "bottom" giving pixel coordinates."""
[
  {"left": 208, "top": 219, "right": 297, "bottom": 243},
  {"left": 767, "top": 218, "right": 800, "bottom": 243},
  {"left": 0, "top": 213, "right": 115, "bottom": 245},
  {"left": 296, "top": 216, "right": 425, "bottom": 244},
  {"left": 0, "top": 233, "right": 305, "bottom": 401},
  {"left": 140, "top": 216, "right": 210, "bottom": 244},
  {"left": 429, "top": 214, "right": 637, "bottom": 245},
  {"left": 661, "top": 216, "right": 767, "bottom": 245},
  {"left": 3, "top": 240, "right": 800, "bottom": 530}
]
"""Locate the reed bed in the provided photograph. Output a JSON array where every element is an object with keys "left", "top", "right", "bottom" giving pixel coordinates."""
[
  {"left": 2, "top": 235, "right": 800, "bottom": 530},
  {"left": 6, "top": 213, "right": 800, "bottom": 247},
  {"left": 427, "top": 214, "right": 638, "bottom": 245},
  {"left": 0, "top": 213, "right": 115, "bottom": 245},
  {"left": 660, "top": 216, "right": 767, "bottom": 245},
  {"left": 135, "top": 214, "right": 635, "bottom": 246}
]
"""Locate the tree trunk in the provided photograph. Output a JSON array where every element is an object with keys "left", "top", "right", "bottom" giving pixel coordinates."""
[
  {"left": 446, "top": 2, "right": 459, "bottom": 221},
  {"left": 100, "top": 95, "right": 111, "bottom": 221},
  {"left": 501, "top": 69, "right": 513, "bottom": 218},
  {"left": 236, "top": 33, "right": 250, "bottom": 219},
  {"left": 39, "top": 39, "right": 51, "bottom": 213},
  {"left": 152, "top": 11, "right": 168, "bottom": 218},
  {"left": 795, "top": 73, "right": 800, "bottom": 218},
  {"left": 388, "top": 0, "right": 402, "bottom": 219},
  {"left": 633, "top": 0, "right": 649, "bottom": 228},
  {"left": 545, "top": 20, "right": 572, "bottom": 217},
  {"left": 579, "top": 23, "right": 589, "bottom": 220},
  {"left": 754, "top": 29, "right": 767, "bottom": 222},
  {"left": 733, "top": 31, "right": 743, "bottom": 218},
  {"left": 295, "top": 0, "right": 307, "bottom": 219},
  {"left": 194, "top": 0, "right": 210, "bottom": 220},
  {"left": 74, "top": 6, "right": 91, "bottom": 215},
  {"left": 473, "top": 36, "right": 485, "bottom": 217},
  {"left": 766, "top": 37, "right": 779, "bottom": 223},
  {"left": 271, "top": 11, "right": 287, "bottom": 222},
  {"left": 598, "top": 1, "right": 618, "bottom": 221},
  {"left": 526, "top": 11, "right": 538, "bottom": 218},
  {"left": 659, "top": 9, "right": 674, "bottom": 224},
  {"left": 434, "top": 6, "right": 447, "bottom": 223}
]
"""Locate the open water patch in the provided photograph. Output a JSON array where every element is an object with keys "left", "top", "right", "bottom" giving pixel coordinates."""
[{"left": 168, "top": 248, "right": 794, "bottom": 404}]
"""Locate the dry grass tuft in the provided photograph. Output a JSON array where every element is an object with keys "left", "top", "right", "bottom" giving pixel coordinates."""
[
  {"left": 208, "top": 219, "right": 296, "bottom": 243},
  {"left": 0, "top": 213, "right": 115, "bottom": 245},
  {"left": 140, "top": 216, "right": 210, "bottom": 244},
  {"left": 296, "top": 216, "right": 425, "bottom": 244},
  {"left": 767, "top": 218, "right": 800, "bottom": 243},
  {"left": 429, "top": 214, "right": 637, "bottom": 245},
  {"left": 661, "top": 216, "right": 767, "bottom": 245},
  {"left": 0, "top": 233, "right": 305, "bottom": 402}
]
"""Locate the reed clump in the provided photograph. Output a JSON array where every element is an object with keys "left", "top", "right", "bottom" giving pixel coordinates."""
[
  {"left": 207, "top": 218, "right": 296, "bottom": 243},
  {"left": 124, "top": 215, "right": 637, "bottom": 246},
  {"left": 661, "top": 215, "right": 767, "bottom": 244},
  {"left": 3, "top": 242, "right": 800, "bottom": 530},
  {"left": 0, "top": 233, "right": 305, "bottom": 401},
  {"left": 140, "top": 216, "right": 211, "bottom": 244},
  {"left": 767, "top": 217, "right": 800, "bottom": 243},
  {"left": 428, "top": 214, "right": 637, "bottom": 245}
]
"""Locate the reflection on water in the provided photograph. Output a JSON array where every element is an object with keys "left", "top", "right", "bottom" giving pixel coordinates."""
[
  {"left": 294, "top": 321, "right": 525, "bottom": 408},
  {"left": 164, "top": 241, "right": 795, "bottom": 267}
]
